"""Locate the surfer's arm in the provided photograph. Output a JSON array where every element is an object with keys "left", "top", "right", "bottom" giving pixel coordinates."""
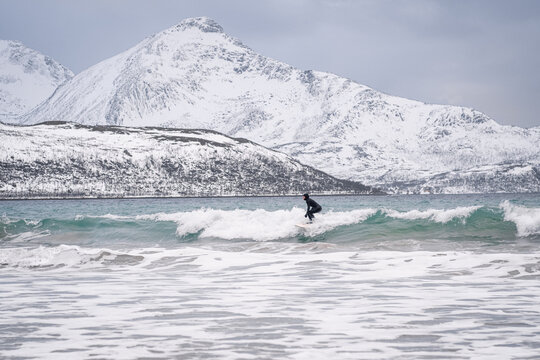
[{"left": 305, "top": 203, "right": 310, "bottom": 217}]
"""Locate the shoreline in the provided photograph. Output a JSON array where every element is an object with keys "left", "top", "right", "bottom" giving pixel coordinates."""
[
  {"left": 0, "top": 192, "right": 385, "bottom": 201},
  {"left": 1, "top": 192, "right": 538, "bottom": 201}
]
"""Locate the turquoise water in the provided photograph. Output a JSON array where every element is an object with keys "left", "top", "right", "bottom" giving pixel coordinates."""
[
  {"left": 1, "top": 194, "right": 540, "bottom": 359},
  {"left": 1, "top": 194, "right": 539, "bottom": 251}
]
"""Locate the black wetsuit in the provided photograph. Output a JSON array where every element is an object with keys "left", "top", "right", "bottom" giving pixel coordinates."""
[{"left": 305, "top": 198, "right": 322, "bottom": 221}]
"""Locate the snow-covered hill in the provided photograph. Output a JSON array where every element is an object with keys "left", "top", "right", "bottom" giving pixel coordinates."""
[
  {"left": 0, "top": 40, "right": 73, "bottom": 120},
  {"left": 0, "top": 122, "right": 375, "bottom": 199},
  {"left": 15, "top": 17, "right": 540, "bottom": 193}
]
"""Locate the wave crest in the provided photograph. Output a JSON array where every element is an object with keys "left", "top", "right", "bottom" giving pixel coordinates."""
[
  {"left": 136, "top": 207, "right": 377, "bottom": 241},
  {"left": 5, "top": 202, "right": 539, "bottom": 243},
  {"left": 0, "top": 245, "right": 143, "bottom": 269},
  {"left": 383, "top": 206, "right": 481, "bottom": 223},
  {"left": 500, "top": 201, "right": 540, "bottom": 237}
]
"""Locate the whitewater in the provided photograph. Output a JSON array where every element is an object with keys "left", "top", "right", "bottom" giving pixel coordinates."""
[{"left": 1, "top": 194, "right": 540, "bottom": 359}]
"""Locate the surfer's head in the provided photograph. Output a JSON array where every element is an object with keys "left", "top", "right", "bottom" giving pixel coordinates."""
[{"left": 303, "top": 193, "right": 309, "bottom": 200}]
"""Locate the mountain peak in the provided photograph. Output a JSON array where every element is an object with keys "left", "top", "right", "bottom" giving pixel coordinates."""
[
  {"left": 12, "top": 18, "right": 540, "bottom": 194},
  {"left": 174, "top": 17, "right": 224, "bottom": 33},
  {"left": 0, "top": 39, "right": 21, "bottom": 49},
  {"left": 0, "top": 39, "right": 73, "bottom": 119},
  {"left": 0, "top": 39, "right": 32, "bottom": 57}
]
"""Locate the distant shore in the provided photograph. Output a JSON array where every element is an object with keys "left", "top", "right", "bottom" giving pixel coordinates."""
[
  {"left": 2, "top": 192, "right": 537, "bottom": 201},
  {"left": 0, "top": 191, "right": 386, "bottom": 201}
]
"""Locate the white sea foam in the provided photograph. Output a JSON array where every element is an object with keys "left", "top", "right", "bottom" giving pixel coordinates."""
[
  {"left": 0, "top": 214, "right": 41, "bottom": 226},
  {"left": 6, "top": 229, "right": 50, "bottom": 242},
  {"left": 0, "top": 245, "right": 95, "bottom": 268},
  {"left": 2, "top": 243, "right": 539, "bottom": 278},
  {"left": 77, "top": 208, "right": 378, "bottom": 241},
  {"left": 136, "top": 208, "right": 377, "bottom": 241},
  {"left": 0, "top": 245, "right": 144, "bottom": 269},
  {"left": 2, "top": 244, "right": 540, "bottom": 359},
  {"left": 1, "top": 213, "right": 13, "bottom": 224},
  {"left": 383, "top": 206, "right": 481, "bottom": 223},
  {"left": 76, "top": 213, "right": 132, "bottom": 221},
  {"left": 500, "top": 200, "right": 540, "bottom": 236},
  {"left": 73, "top": 203, "right": 539, "bottom": 241},
  {"left": 299, "top": 208, "right": 377, "bottom": 236},
  {"left": 75, "top": 206, "right": 487, "bottom": 241}
]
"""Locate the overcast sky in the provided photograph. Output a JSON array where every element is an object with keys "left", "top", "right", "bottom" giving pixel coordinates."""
[{"left": 1, "top": 0, "right": 539, "bottom": 128}]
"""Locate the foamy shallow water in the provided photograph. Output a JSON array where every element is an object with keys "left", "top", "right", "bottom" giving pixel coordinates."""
[
  {"left": 1, "top": 194, "right": 540, "bottom": 359},
  {"left": 2, "top": 245, "right": 540, "bottom": 359}
]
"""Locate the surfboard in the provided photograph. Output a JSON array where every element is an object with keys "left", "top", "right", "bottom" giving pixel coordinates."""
[{"left": 295, "top": 223, "right": 312, "bottom": 229}]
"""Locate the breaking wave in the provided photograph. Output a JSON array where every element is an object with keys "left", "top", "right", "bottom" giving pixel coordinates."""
[
  {"left": 0, "top": 245, "right": 144, "bottom": 269},
  {"left": 136, "top": 207, "right": 377, "bottom": 241},
  {"left": 383, "top": 206, "right": 481, "bottom": 223},
  {"left": 2, "top": 203, "right": 539, "bottom": 244},
  {"left": 500, "top": 200, "right": 540, "bottom": 237}
]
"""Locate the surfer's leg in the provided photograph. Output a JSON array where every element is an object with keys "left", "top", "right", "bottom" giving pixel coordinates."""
[{"left": 307, "top": 211, "right": 314, "bottom": 221}]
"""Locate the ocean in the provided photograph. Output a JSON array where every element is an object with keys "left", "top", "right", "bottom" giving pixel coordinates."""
[{"left": 1, "top": 194, "right": 540, "bottom": 359}]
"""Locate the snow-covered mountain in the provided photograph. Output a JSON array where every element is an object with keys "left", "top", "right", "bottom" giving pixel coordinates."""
[
  {"left": 15, "top": 17, "right": 540, "bottom": 193},
  {"left": 0, "top": 40, "right": 73, "bottom": 120},
  {"left": 0, "top": 122, "right": 375, "bottom": 199}
]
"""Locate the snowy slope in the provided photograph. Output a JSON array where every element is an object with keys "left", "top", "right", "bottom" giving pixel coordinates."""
[
  {"left": 0, "top": 122, "right": 375, "bottom": 199},
  {"left": 17, "top": 17, "right": 540, "bottom": 193},
  {"left": 0, "top": 40, "right": 73, "bottom": 120}
]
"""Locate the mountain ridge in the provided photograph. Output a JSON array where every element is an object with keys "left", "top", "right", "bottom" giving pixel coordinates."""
[
  {"left": 0, "top": 121, "right": 378, "bottom": 199},
  {"left": 6, "top": 17, "right": 540, "bottom": 193},
  {"left": 0, "top": 40, "right": 73, "bottom": 119}
]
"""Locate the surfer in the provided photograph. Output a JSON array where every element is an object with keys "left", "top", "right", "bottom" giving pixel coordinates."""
[{"left": 303, "top": 193, "right": 322, "bottom": 222}]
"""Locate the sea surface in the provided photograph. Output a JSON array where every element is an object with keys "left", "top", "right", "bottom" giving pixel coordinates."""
[{"left": 1, "top": 194, "right": 540, "bottom": 359}]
